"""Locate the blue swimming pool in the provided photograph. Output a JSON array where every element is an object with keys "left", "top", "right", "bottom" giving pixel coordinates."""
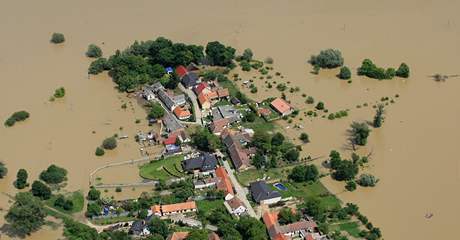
[{"left": 273, "top": 183, "right": 288, "bottom": 191}]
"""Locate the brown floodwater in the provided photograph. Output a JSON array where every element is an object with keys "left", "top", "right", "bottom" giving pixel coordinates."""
[{"left": 1, "top": 0, "right": 459, "bottom": 239}]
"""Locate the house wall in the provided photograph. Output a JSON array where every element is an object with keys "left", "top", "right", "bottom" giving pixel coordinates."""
[{"left": 261, "top": 197, "right": 282, "bottom": 205}]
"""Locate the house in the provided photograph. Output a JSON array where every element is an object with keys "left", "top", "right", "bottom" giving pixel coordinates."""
[
  {"left": 194, "top": 177, "right": 219, "bottom": 189},
  {"left": 250, "top": 181, "right": 282, "bottom": 205},
  {"left": 194, "top": 82, "right": 209, "bottom": 95},
  {"left": 225, "top": 197, "right": 247, "bottom": 216},
  {"left": 215, "top": 166, "right": 234, "bottom": 200},
  {"left": 182, "top": 153, "right": 218, "bottom": 174},
  {"left": 143, "top": 87, "right": 155, "bottom": 101},
  {"left": 129, "top": 220, "right": 150, "bottom": 236},
  {"left": 263, "top": 211, "right": 321, "bottom": 240},
  {"left": 165, "top": 144, "right": 181, "bottom": 154},
  {"left": 258, "top": 108, "right": 272, "bottom": 118},
  {"left": 217, "top": 88, "right": 230, "bottom": 99},
  {"left": 210, "top": 118, "right": 230, "bottom": 136},
  {"left": 167, "top": 232, "right": 221, "bottom": 240},
  {"left": 230, "top": 97, "right": 241, "bottom": 105},
  {"left": 212, "top": 105, "right": 241, "bottom": 123},
  {"left": 175, "top": 65, "right": 188, "bottom": 78},
  {"left": 157, "top": 89, "right": 185, "bottom": 111},
  {"left": 182, "top": 72, "right": 199, "bottom": 88},
  {"left": 163, "top": 112, "right": 184, "bottom": 133},
  {"left": 271, "top": 98, "right": 293, "bottom": 116},
  {"left": 198, "top": 92, "right": 212, "bottom": 110},
  {"left": 152, "top": 201, "right": 197, "bottom": 216},
  {"left": 228, "top": 144, "right": 251, "bottom": 171},
  {"left": 174, "top": 107, "right": 191, "bottom": 120}
]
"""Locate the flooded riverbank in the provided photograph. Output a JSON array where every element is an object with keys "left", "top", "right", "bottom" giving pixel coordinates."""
[{"left": 1, "top": 0, "right": 459, "bottom": 239}]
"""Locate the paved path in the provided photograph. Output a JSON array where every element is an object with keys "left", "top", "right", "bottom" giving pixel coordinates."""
[
  {"left": 178, "top": 84, "right": 202, "bottom": 126},
  {"left": 222, "top": 160, "right": 258, "bottom": 218}
]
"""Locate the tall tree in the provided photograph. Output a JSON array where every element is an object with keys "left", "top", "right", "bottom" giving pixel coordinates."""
[
  {"left": 31, "top": 181, "right": 51, "bottom": 200},
  {"left": 5, "top": 192, "right": 47, "bottom": 236},
  {"left": 373, "top": 104, "right": 385, "bottom": 128},
  {"left": 0, "top": 162, "right": 7, "bottom": 178},
  {"left": 349, "top": 122, "right": 371, "bottom": 146},
  {"left": 205, "top": 41, "right": 236, "bottom": 66},
  {"left": 15, "top": 169, "right": 28, "bottom": 189}
]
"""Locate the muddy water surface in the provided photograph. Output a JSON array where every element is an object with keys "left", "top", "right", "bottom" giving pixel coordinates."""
[{"left": 1, "top": 0, "right": 459, "bottom": 239}]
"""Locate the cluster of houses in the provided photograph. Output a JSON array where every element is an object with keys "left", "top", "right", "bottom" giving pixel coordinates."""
[{"left": 263, "top": 210, "right": 327, "bottom": 240}]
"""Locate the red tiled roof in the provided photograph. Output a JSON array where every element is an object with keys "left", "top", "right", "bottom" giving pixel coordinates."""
[
  {"left": 175, "top": 66, "right": 188, "bottom": 78},
  {"left": 198, "top": 92, "right": 210, "bottom": 105},
  {"left": 173, "top": 107, "right": 191, "bottom": 119},
  {"left": 163, "top": 133, "right": 178, "bottom": 145},
  {"left": 217, "top": 88, "right": 230, "bottom": 98},
  {"left": 194, "top": 82, "right": 209, "bottom": 95},
  {"left": 271, "top": 98, "right": 292, "bottom": 114},
  {"left": 215, "top": 167, "right": 234, "bottom": 195},
  {"left": 210, "top": 118, "right": 229, "bottom": 134},
  {"left": 160, "top": 201, "right": 197, "bottom": 213},
  {"left": 258, "top": 108, "right": 271, "bottom": 116},
  {"left": 263, "top": 211, "right": 279, "bottom": 229},
  {"left": 168, "top": 232, "right": 189, "bottom": 240},
  {"left": 207, "top": 90, "right": 219, "bottom": 100}
]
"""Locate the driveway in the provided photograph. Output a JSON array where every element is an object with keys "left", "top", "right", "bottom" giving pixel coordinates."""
[
  {"left": 222, "top": 160, "right": 258, "bottom": 218},
  {"left": 178, "top": 84, "right": 202, "bottom": 126}
]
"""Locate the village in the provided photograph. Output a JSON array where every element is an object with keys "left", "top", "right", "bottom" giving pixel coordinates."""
[{"left": 87, "top": 63, "right": 330, "bottom": 240}]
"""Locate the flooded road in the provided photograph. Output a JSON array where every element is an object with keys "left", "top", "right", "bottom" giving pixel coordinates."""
[{"left": 1, "top": 0, "right": 459, "bottom": 239}]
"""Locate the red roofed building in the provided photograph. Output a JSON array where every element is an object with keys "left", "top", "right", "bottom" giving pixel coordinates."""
[
  {"left": 258, "top": 108, "right": 272, "bottom": 117},
  {"left": 271, "top": 98, "right": 293, "bottom": 116},
  {"left": 175, "top": 65, "right": 188, "bottom": 78},
  {"left": 198, "top": 92, "right": 211, "bottom": 110},
  {"left": 163, "top": 133, "right": 178, "bottom": 145},
  {"left": 217, "top": 88, "right": 230, "bottom": 98},
  {"left": 263, "top": 210, "right": 321, "bottom": 240},
  {"left": 215, "top": 166, "right": 234, "bottom": 200},
  {"left": 194, "top": 82, "right": 209, "bottom": 95},
  {"left": 173, "top": 107, "right": 191, "bottom": 120}
]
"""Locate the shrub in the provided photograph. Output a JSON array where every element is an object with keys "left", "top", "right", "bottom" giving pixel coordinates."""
[
  {"left": 102, "top": 137, "right": 117, "bottom": 150},
  {"left": 349, "top": 122, "right": 371, "bottom": 146},
  {"left": 115, "top": 187, "right": 122, "bottom": 192},
  {"left": 265, "top": 57, "right": 274, "bottom": 64},
  {"left": 309, "top": 49, "right": 344, "bottom": 69},
  {"left": 328, "top": 114, "right": 335, "bottom": 120},
  {"left": 54, "top": 87, "right": 65, "bottom": 98},
  {"left": 396, "top": 63, "right": 410, "bottom": 78},
  {"left": 95, "top": 147, "right": 105, "bottom": 156},
  {"left": 88, "top": 58, "right": 109, "bottom": 75},
  {"left": 4, "top": 111, "right": 30, "bottom": 127},
  {"left": 315, "top": 101, "right": 324, "bottom": 110},
  {"left": 31, "top": 181, "right": 51, "bottom": 200},
  {"left": 339, "top": 66, "right": 351, "bottom": 80},
  {"left": 40, "top": 164, "right": 67, "bottom": 184},
  {"left": 240, "top": 60, "right": 251, "bottom": 71},
  {"left": 299, "top": 133, "right": 309, "bottom": 143},
  {"left": 357, "top": 174, "right": 379, "bottom": 187},
  {"left": 0, "top": 162, "right": 7, "bottom": 179},
  {"left": 345, "top": 181, "right": 357, "bottom": 191},
  {"left": 357, "top": 59, "right": 395, "bottom": 80},
  {"left": 15, "top": 169, "right": 28, "bottom": 189},
  {"left": 306, "top": 96, "right": 314, "bottom": 104},
  {"left": 50, "top": 33, "right": 65, "bottom": 44},
  {"left": 86, "top": 44, "right": 103, "bottom": 58}
]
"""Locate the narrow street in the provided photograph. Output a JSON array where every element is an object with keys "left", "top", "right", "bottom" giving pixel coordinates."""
[
  {"left": 178, "top": 84, "right": 203, "bottom": 126},
  {"left": 222, "top": 160, "right": 258, "bottom": 218}
]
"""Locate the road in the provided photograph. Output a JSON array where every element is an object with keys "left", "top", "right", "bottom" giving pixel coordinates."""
[
  {"left": 178, "top": 83, "right": 202, "bottom": 126},
  {"left": 222, "top": 160, "right": 258, "bottom": 218}
]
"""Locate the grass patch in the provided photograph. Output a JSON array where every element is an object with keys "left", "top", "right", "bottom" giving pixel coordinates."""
[
  {"left": 274, "top": 182, "right": 341, "bottom": 210},
  {"left": 196, "top": 199, "right": 224, "bottom": 214},
  {"left": 329, "top": 221, "right": 361, "bottom": 237},
  {"left": 91, "top": 216, "right": 136, "bottom": 225},
  {"left": 241, "top": 116, "right": 276, "bottom": 133},
  {"left": 237, "top": 168, "right": 286, "bottom": 186},
  {"left": 45, "top": 191, "right": 85, "bottom": 214},
  {"left": 214, "top": 99, "right": 231, "bottom": 107},
  {"left": 139, "top": 155, "right": 184, "bottom": 181}
]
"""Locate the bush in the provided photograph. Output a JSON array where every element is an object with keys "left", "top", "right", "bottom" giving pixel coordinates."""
[
  {"left": 115, "top": 187, "right": 122, "bottom": 192},
  {"left": 31, "top": 181, "right": 51, "bottom": 200},
  {"left": 345, "top": 181, "right": 357, "bottom": 191},
  {"left": 148, "top": 102, "right": 165, "bottom": 119},
  {"left": 15, "top": 169, "right": 28, "bottom": 189},
  {"left": 0, "top": 162, "right": 7, "bottom": 179},
  {"left": 95, "top": 147, "right": 105, "bottom": 156},
  {"left": 240, "top": 60, "right": 251, "bottom": 71},
  {"left": 50, "top": 33, "right": 65, "bottom": 44},
  {"left": 87, "top": 187, "right": 101, "bottom": 201},
  {"left": 4, "top": 111, "right": 30, "bottom": 127},
  {"left": 357, "top": 174, "right": 379, "bottom": 187},
  {"left": 396, "top": 63, "right": 410, "bottom": 78},
  {"left": 53, "top": 87, "right": 66, "bottom": 98},
  {"left": 339, "top": 66, "right": 351, "bottom": 80},
  {"left": 40, "top": 164, "right": 68, "bottom": 184},
  {"left": 309, "top": 49, "right": 344, "bottom": 69},
  {"left": 102, "top": 137, "right": 117, "bottom": 150},
  {"left": 86, "top": 44, "right": 103, "bottom": 58},
  {"left": 315, "top": 101, "right": 324, "bottom": 110},
  {"left": 299, "top": 133, "right": 309, "bottom": 143},
  {"left": 357, "top": 59, "right": 395, "bottom": 80},
  {"left": 265, "top": 57, "right": 274, "bottom": 64},
  {"left": 306, "top": 96, "right": 314, "bottom": 104},
  {"left": 88, "top": 58, "right": 109, "bottom": 75}
]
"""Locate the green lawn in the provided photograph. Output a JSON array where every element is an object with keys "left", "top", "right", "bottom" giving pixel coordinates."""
[
  {"left": 241, "top": 116, "right": 276, "bottom": 133},
  {"left": 45, "top": 191, "right": 85, "bottom": 214},
  {"left": 237, "top": 168, "right": 287, "bottom": 186},
  {"left": 273, "top": 182, "right": 341, "bottom": 210},
  {"left": 139, "top": 154, "right": 185, "bottom": 181},
  {"left": 329, "top": 221, "right": 362, "bottom": 237},
  {"left": 196, "top": 199, "right": 225, "bottom": 214}
]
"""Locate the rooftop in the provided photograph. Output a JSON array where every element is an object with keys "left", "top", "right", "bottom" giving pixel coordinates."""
[
  {"left": 271, "top": 98, "right": 293, "bottom": 114},
  {"left": 182, "top": 152, "right": 218, "bottom": 172},
  {"left": 250, "top": 181, "right": 281, "bottom": 203}
]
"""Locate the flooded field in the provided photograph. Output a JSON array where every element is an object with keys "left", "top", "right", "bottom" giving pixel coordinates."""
[{"left": 1, "top": 0, "right": 459, "bottom": 239}]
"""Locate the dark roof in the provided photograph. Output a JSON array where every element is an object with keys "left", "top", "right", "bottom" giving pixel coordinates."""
[
  {"left": 129, "top": 220, "right": 146, "bottom": 235},
  {"left": 250, "top": 181, "right": 281, "bottom": 203},
  {"left": 228, "top": 144, "right": 249, "bottom": 170},
  {"left": 158, "top": 89, "right": 176, "bottom": 110},
  {"left": 182, "top": 153, "right": 217, "bottom": 172},
  {"left": 181, "top": 72, "right": 199, "bottom": 88},
  {"left": 230, "top": 97, "right": 241, "bottom": 105},
  {"left": 163, "top": 113, "right": 184, "bottom": 132}
]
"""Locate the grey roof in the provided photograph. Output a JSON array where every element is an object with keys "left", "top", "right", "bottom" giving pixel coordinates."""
[
  {"left": 250, "top": 181, "right": 281, "bottom": 203},
  {"left": 173, "top": 94, "right": 186, "bottom": 105},
  {"left": 162, "top": 112, "right": 183, "bottom": 132},
  {"left": 181, "top": 72, "right": 199, "bottom": 88},
  {"left": 182, "top": 153, "right": 218, "bottom": 172},
  {"left": 231, "top": 97, "right": 241, "bottom": 105},
  {"left": 157, "top": 89, "right": 176, "bottom": 110},
  {"left": 129, "top": 220, "right": 146, "bottom": 235},
  {"left": 218, "top": 105, "right": 241, "bottom": 123},
  {"left": 150, "top": 82, "right": 164, "bottom": 92}
]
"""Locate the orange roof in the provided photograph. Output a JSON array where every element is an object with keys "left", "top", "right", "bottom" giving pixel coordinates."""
[
  {"left": 263, "top": 211, "right": 279, "bottom": 228},
  {"left": 271, "top": 98, "right": 292, "bottom": 114},
  {"left": 258, "top": 108, "right": 271, "bottom": 116},
  {"left": 163, "top": 133, "right": 178, "bottom": 145},
  {"left": 198, "top": 92, "right": 210, "bottom": 105},
  {"left": 168, "top": 232, "right": 189, "bottom": 240},
  {"left": 274, "top": 233, "right": 289, "bottom": 240},
  {"left": 207, "top": 90, "right": 219, "bottom": 100},
  {"left": 194, "top": 82, "right": 209, "bottom": 95},
  {"left": 217, "top": 88, "right": 229, "bottom": 98},
  {"left": 152, "top": 205, "right": 161, "bottom": 214},
  {"left": 173, "top": 107, "right": 191, "bottom": 118},
  {"left": 161, "top": 201, "right": 197, "bottom": 213},
  {"left": 215, "top": 167, "right": 234, "bottom": 195}
]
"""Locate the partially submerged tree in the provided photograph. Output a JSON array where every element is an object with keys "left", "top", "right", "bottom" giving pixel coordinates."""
[
  {"left": 5, "top": 192, "right": 47, "bottom": 236},
  {"left": 50, "top": 33, "right": 65, "bottom": 44},
  {"left": 349, "top": 122, "right": 371, "bottom": 146},
  {"left": 0, "top": 162, "right": 7, "bottom": 178},
  {"left": 86, "top": 44, "right": 103, "bottom": 58},
  {"left": 102, "top": 137, "right": 117, "bottom": 150},
  {"left": 357, "top": 174, "right": 379, "bottom": 187},
  {"left": 396, "top": 63, "right": 410, "bottom": 78},
  {"left": 373, "top": 104, "right": 385, "bottom": 128},
  {"left": 309, "top": 49, "right": 344, "bottom": 69},
  {"left": 15, "top": 169, "right": 28, "bottom": 189},
  {"left": 31, "top": 180, "right": 51, "bottom": 200},
  {"left": 338, "top": 66, "right": 351, "bottom": 80}
]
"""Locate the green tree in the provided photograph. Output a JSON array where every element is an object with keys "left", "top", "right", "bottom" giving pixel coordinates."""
[
  {"left": 102, "top": 137, "right": 117, "bottom": 150},
  {"left": 345, "top": 181, "right": 357, "bottom": 191},
  {"left": 191, "top": 128, "right": 221, "bottom": 152},
  {"left": 252, "top": 152, "right": 265, "bottom": 170},
  {"left": 349, "top": 122, "right": 371, "bottom": 146},
  {"left": 299, "top": 133, "right": 309, "bottom": 143},
  {"left": 357, "top": 174, "right": 379, "bottom": 187},
  {"left": 373, "top": 104, "right": 385, "bottom": 128},
  {"left": 4, "top": 111, "right": 30, "bottom": 127},
  {"left": 50, "top": 33, "right": 65, "bottom": 44},
  {"left": 85, "top": 202, "right": 102, "bottom": 218},
  {"left": 289, "top": 165, "right": 319, "bottom": 182},
  {"left": 95, "top": 147, "right": 105, "bottom": 156},
  {"left": 40, "top": 164, "right": 67, "bottom": 184},
  {"left": 63, "top": 219, "right": 100, "bottom": 240},
  {"left": 303, "top": 198, "right": 326, "bottom": 222},
  {"left": 315, "top": 101, "right": 325, "bottom": 110},
  {"left": 148, "top": 102, "right": 165, "bottom": 119},
  {"left": 86, "top": 44, "right": 103, "bottom": 58},
  {"left": 284, "top": 149, "right": 300, "bottom": 162},
  {"left": 31, "top": 181, "right": 51, "bottom": 200},
  {"left": 87, "top": 187, "right": 101, "bottom": 201},
  {"left": 396, "top": 63, "right": 410, "bottom": 78},
  {"left": 332, "top": 160, "right": 358, "bottom": 181},
  {"left": 241, "top": 48, "right": 253, "bottom": 61},
  {"left": 339, "top": 66, "right": 351, "bottom": 80},
  {"left": 304, "top": 165, "right": 319, "bottom": 182},
  {"left": 15, "top": 169, "right": 28, "bottom": 189},
  {"left": 271, "top": 132, "right": 285, "bottom": 146},
  {"left": 306, "top": 96, "right": 315, "bottom": 104},
  {"left": 186, "top": 229, "right": 208, "bottom": 240},
  {"left": 309, "top": 49, "right": 344, "bottom": 69},
  {"left": 88, "top": 58, "right": 109, "bottom": 75},
  {"left": 5, "top": 192, "right": 47, "bottom": 236},
  {"left": 148, "top": 217, "right": 170, "bottom": 238},
  {"left": 251, "top": 130, "right": 271, "bottom": 153},
  {"left": 53, "top": 87, "right": 66, "bottom": 98},
  {"left": 0, "top": 162, "right": 7, "bottom": 178},
  {"left": 205, "top": 41, "right": 236, "bottom": 66},
  {"left": 236, "top": 216, "right": 267, "bottom": 240},
  {"left": 278, "top": 208, "right": 301, "bottom": 225}
]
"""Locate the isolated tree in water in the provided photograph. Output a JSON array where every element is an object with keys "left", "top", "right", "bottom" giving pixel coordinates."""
[
  {"left": 349, "top": 122, "right": 371, "bottom": 146},
  {"left": 5, "top": 192, "right": 47, "bottom": 236},
  {"left": 373, "top": 104, "right": 385, "bottom": 128}
]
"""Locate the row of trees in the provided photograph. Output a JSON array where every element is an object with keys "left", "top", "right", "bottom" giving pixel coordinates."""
[
  {"left": 251, "top": 131, "right": 300, "bottom": 169},
  {"left": 4, "top": 110, "right": 30, "bottom": 127},
  {"left": 358, "top": 59, "right": 410, "bottom": 80}
]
